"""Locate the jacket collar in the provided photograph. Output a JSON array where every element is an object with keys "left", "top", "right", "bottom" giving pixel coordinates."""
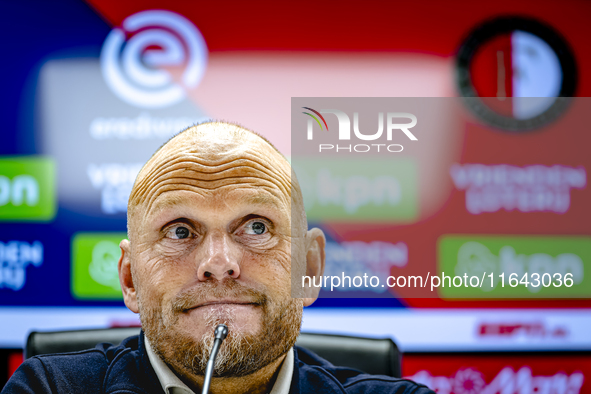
[{"left": 102, "top": 330, "right": 165, "bottom": 394}]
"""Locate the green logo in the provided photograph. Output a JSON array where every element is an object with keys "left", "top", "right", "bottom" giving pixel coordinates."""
[
  {"left": 71, "top": 232, "right": 127, "bottom": 300},
  {"left": 0, "top": 156, "right": 56, "bottom": 221},
  {"left": 292, "top": 159, "right": 418, "bottom": 222},
  {"left": 438, "top": 236, "right": 591, "bottom": 298}
]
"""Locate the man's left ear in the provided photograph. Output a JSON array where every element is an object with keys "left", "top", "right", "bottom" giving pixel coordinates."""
[{"left": 302, "top": 227, "right": 326, "bottom": 307}]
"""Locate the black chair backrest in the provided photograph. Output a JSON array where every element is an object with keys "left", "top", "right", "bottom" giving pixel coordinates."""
[
  {"left": 26, "top": 328, "right": 401, "bottom": 378},
  {"left": 295, "top": 332, "right": 401, "bottom": 377}
]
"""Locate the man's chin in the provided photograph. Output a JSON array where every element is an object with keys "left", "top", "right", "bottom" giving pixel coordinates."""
[
  {"left": 145, "top": 297, "right": 303, "bottom": 378},
  {"left": 159, "top": 319, "right": 272, "bottom": 378},
  {"left": 180, "top": 303, "right": 263, "bottom": 338}
]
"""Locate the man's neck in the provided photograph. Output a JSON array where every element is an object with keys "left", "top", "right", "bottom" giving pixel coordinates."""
[{"left": 175, "top": 353, "right": 287, "bottom": 394}]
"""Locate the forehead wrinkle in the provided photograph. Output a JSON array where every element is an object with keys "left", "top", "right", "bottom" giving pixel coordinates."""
[
  {"left": 242, "top": 192, "right": 283, "bottom": 209},
  {"left": 142, "top": 177, "right": 286, "bottom": 221},
  {"left": 131, "top": 152, "right": 291, "bottom": 211}
]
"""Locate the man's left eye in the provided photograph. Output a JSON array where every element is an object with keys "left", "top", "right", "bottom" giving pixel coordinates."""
[{"left": 245, "top": 221, "right": 267, "bottom": 235}]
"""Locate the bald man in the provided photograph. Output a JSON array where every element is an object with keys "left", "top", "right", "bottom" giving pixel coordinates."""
[{"left": 4, "top": 122, "right": 434, "bottom": 394}]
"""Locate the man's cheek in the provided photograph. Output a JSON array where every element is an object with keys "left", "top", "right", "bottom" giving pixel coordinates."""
[
  {"left": 243, "top": 251, "right": 292, "bottom": 292},
  {"left": 258, "top": 247, "right": 292, "bottom": 274},
  {"left": 139, "top": 253, "right": 190, "bottom": 293},
  {"left": 153, "top": 240, "right": 199, "bottom": 260},
  {"left": 241, "top": 248, "right": 279, "bottom": 267}
]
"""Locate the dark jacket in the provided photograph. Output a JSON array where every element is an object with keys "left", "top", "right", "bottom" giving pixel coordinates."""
[{"left": 3, "top": 332, "right": 434, "bottom": 394}]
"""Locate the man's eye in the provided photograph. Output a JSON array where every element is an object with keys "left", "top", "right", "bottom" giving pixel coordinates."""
[
  {"left": 167, "top": 226, "right": 191, "bottom": 239},
  {"left": 245, "top": 221, "right": 267, "bottom": 235}
]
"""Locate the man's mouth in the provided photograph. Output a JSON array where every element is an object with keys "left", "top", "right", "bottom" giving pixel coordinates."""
[{"left": 184, "top": 300, "right": 260, "bottom": 312}]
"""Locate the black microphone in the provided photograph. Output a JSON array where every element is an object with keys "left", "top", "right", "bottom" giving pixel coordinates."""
[{"left": 201, "top": 324, "right": 229, "bottom": 394}]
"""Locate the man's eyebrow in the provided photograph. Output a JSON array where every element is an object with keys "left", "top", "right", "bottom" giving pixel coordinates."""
[
  {"left": 243, "top": 193, "right": 283, "bottom": 209},
  {"left": 147, "top": 192, "right": 284, "bottom": 216},
  {"left": 147, "top": 194, "right": 188, "bottom": 215}
]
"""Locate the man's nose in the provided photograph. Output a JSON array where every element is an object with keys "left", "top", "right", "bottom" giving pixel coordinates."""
[{"left": 197, "top": 232, "right": 241, "bottom": 281}]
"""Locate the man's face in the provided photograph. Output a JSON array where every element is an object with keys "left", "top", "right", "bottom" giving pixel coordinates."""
[{"left": 120, "top": 127, "right": 312, "bottom": 377}]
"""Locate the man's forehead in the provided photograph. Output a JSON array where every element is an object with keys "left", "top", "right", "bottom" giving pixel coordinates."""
[
  {"left": 142, "top": 124, "right": 288, "bottom": 181},
  {"left": 129, "top": 123, "right": 292, "bottom": 220},
  {"left": 157, "top": 123, "right": 283, "bottom": 162}
]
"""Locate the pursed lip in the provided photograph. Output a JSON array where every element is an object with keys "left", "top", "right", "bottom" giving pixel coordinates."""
[{"left": 185, "top": 299, "right": 259, "bottom": 312}]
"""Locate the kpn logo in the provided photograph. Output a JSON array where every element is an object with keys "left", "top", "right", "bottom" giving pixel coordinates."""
[
  {"left": 293, "top": 158, "right": 418, "bottom": 222},
  {"left": 0, "top": 157, "right": 56, "bottom": 222},
  {"left": 101, "top": 10, "right": 208, "bottom": 109},
  {"left": 438, "top": 236, "right": 591, "bottom": 298},
  {"left": 302, "top": 107, "right": 418, "bottom": 153},
  {"left": 71, "top": 233, "right": 127, "bottom": 300}
]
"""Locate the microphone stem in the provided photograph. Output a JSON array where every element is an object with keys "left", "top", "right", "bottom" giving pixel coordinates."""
[
  {"left": 201, "top": 338, "right": 222, "bottom": 394},
  {"left": 201, "top": 324, "right": 228, "bottom": 394}
]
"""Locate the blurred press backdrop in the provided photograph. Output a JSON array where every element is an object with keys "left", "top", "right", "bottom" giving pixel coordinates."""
[{"left": 1, "top": 0, "right": 591, "bottom": 391}]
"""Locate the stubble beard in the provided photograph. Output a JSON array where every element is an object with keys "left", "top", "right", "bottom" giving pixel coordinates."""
[{"left": 140, "top": 279, "right": 303, "bottom": 378}]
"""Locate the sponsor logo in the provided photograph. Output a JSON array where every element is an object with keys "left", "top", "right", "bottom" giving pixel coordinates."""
[
  {"left": 293, "top": 158, "right": 417, "bottom": 221},
  {"left": 0, "top": 241, "right": 43, "bottom": 291},
  {"left": 323, "top": 240, "right": 407, "bottom": 293},
  {"left": 100, "top": 10, "right": 208, "bottom": 108},
  {"left": 302, "top": 107, "right": 417, "bottom": 153},
  {"left": 0, "top": 157, "right": 56, "bottom": 221},
  {"left": 89, "top": 112, "right": 204, "bottom": 140},
  {"left": 87, "top": 163, "right": 143, "bottom": 214},
  {"left": 408, "top": 367, "right": 584, "bottom": 394},
  {"left": 450, "top": 164, "right": 586, "bottom": 214},
  {"left": 71, "top": 233, "right": 127, "bottom": 299},
  {"left": 478, "top": 322, "right": 568, "bottom": 339},
  {"left": 438, "top": 236, "right": 591, "bottom": 298}
]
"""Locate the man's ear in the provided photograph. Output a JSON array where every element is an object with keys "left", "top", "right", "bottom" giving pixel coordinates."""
[
  {"left": 118, "top": 239, "right": 139, "bottom": 313},
  {"left": 302, "top": 227, "right": 326, "bottom": 307}
]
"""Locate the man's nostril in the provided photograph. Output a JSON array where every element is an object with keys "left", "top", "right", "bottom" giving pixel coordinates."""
[{"left": 204, "top": 271, "right": 212, "bottom": 278}]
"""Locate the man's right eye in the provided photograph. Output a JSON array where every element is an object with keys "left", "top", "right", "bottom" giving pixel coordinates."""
[{"left": 166, "top": 226, "right": 191, "bottom": 239}]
